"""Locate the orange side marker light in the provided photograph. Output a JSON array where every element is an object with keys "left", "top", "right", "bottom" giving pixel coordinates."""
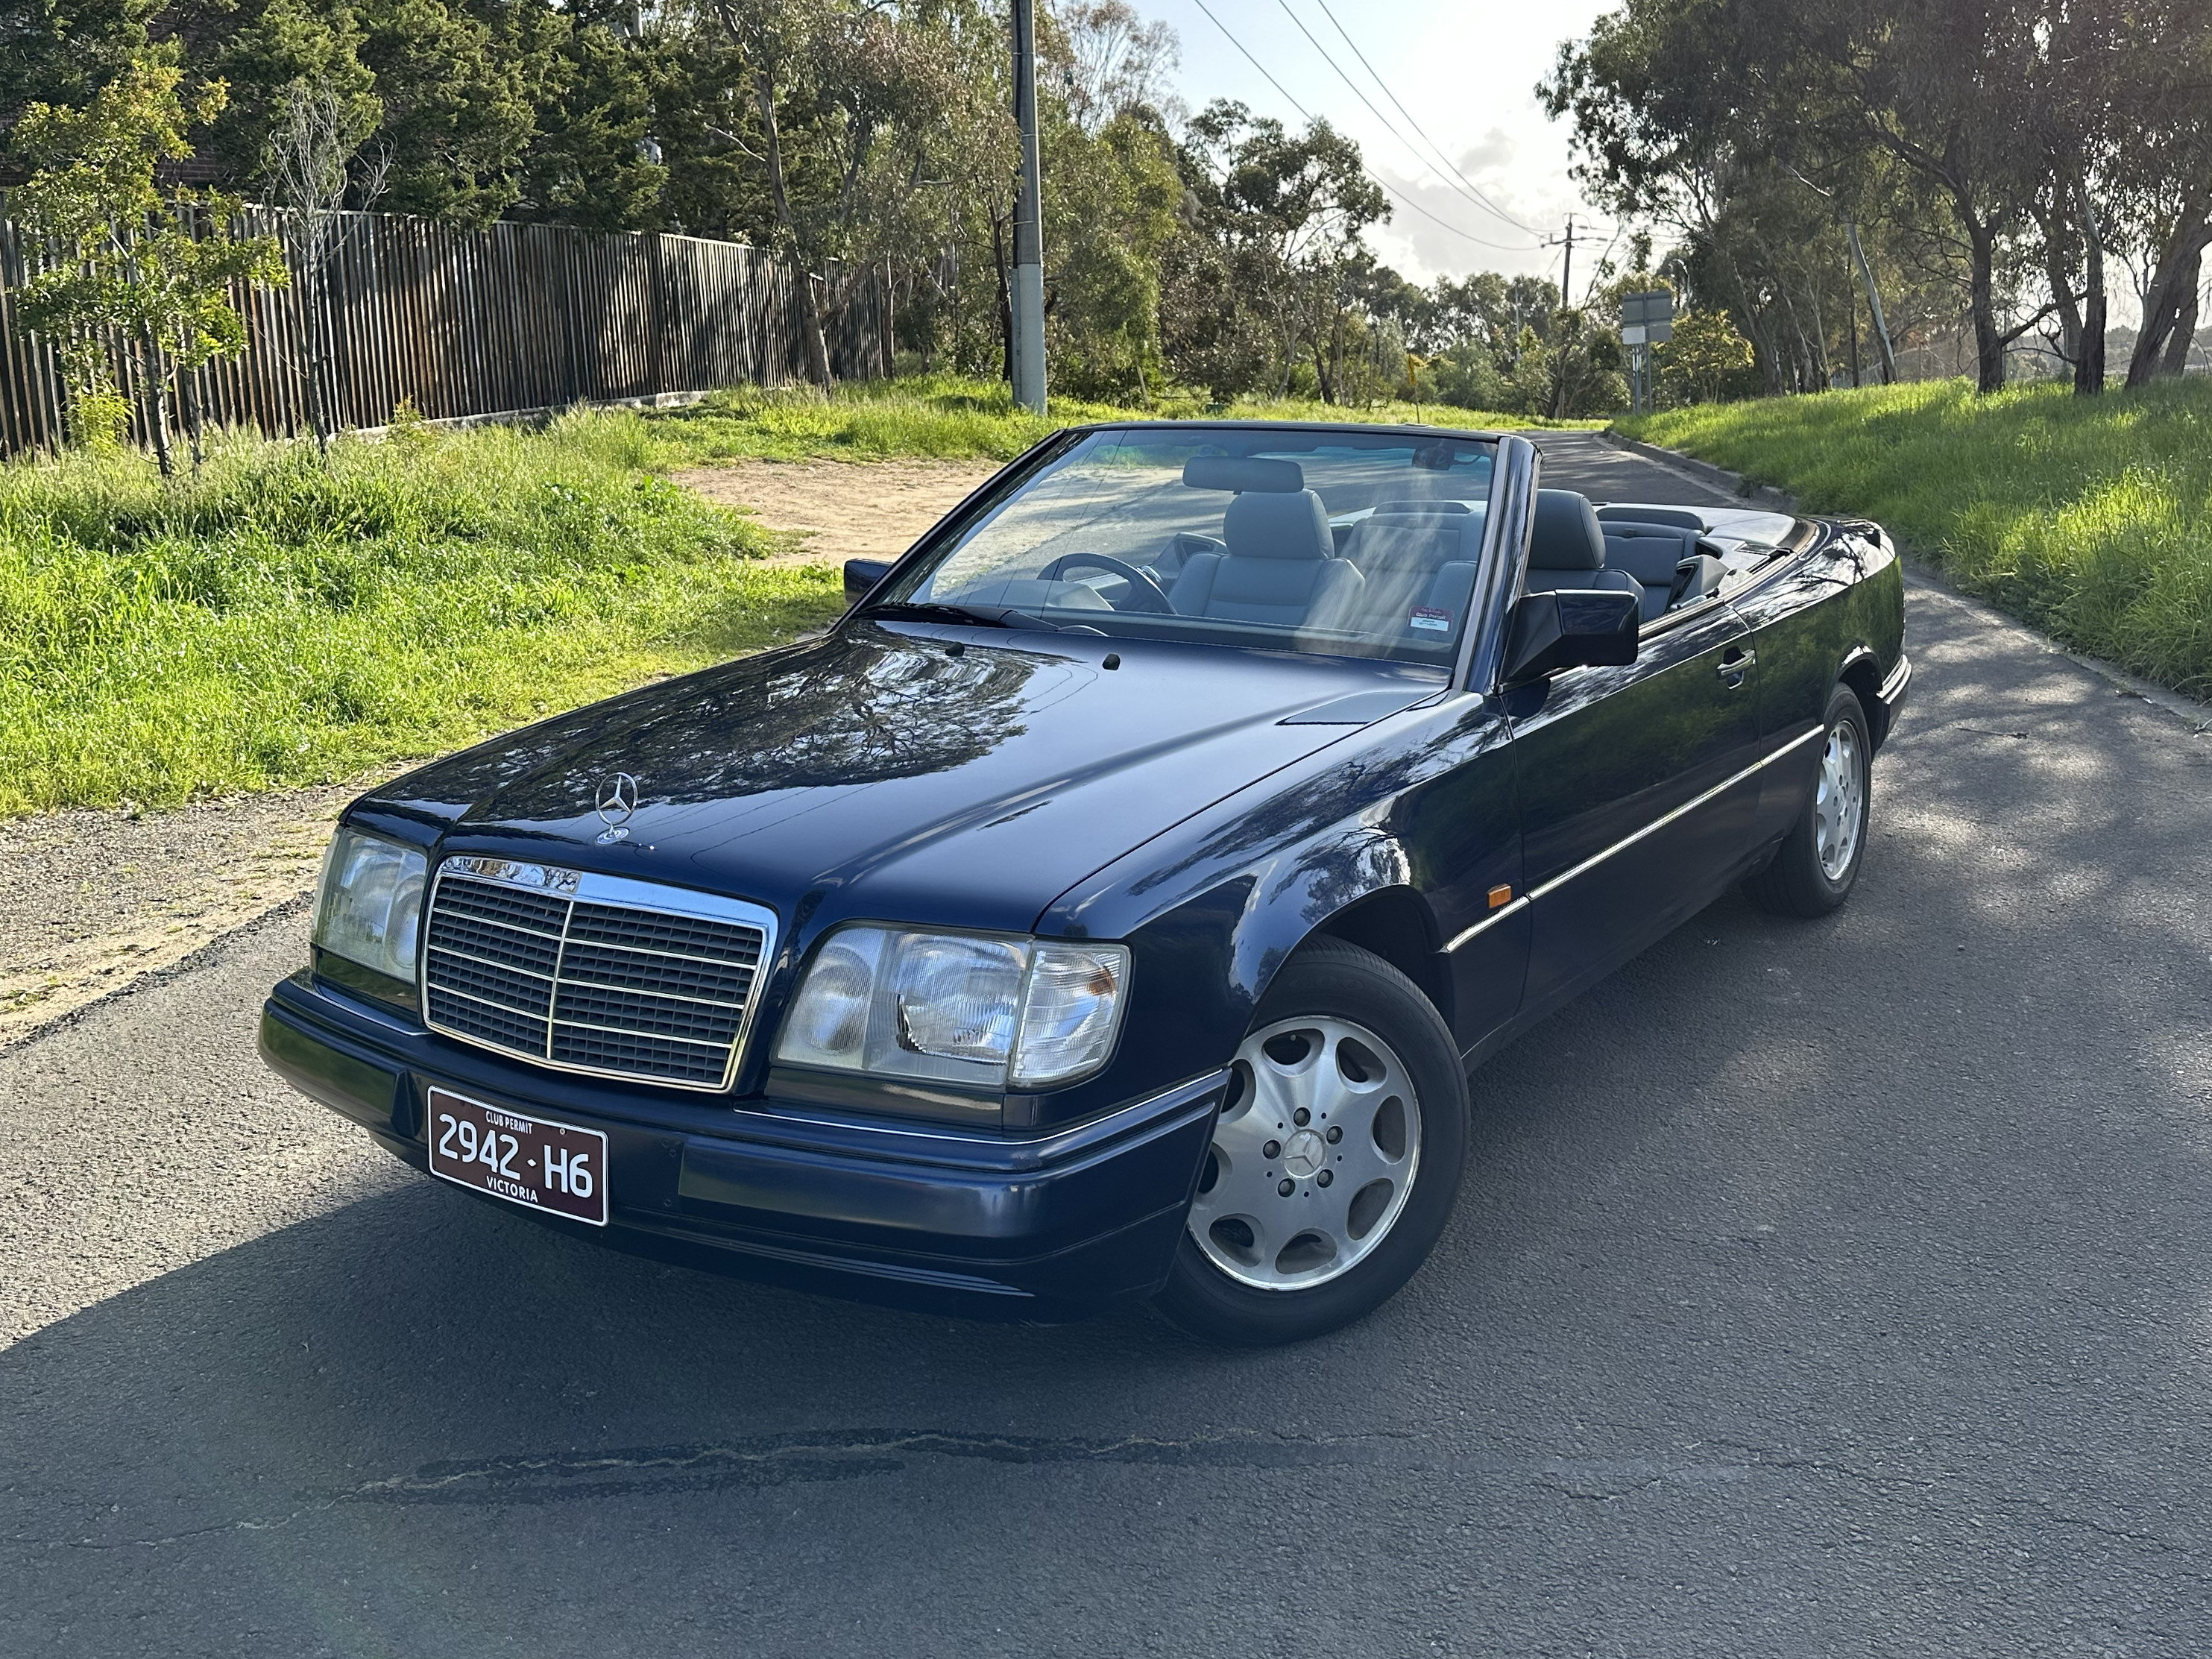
[{"left": 1487, "top": 884, "right": 1513, "bottom": 909}]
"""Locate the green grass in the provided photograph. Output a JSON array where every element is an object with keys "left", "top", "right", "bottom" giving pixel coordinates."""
[
  {"left": 1619, "top": 378, "right": 2212, "bottom": 700},
  {"left": 641, "top": 374, "right": 1601, "bottom": 465},
  {"left": 0, "top": 412, "right": 842, "bottom": 814}
]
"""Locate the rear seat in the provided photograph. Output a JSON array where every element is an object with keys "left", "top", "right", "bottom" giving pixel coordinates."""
[
  {"left": 1338, "top": 512, "right": 1481, "bottom": 642},
  {"left": 1522, "top": 489, "right": 1644, "bottom": 611},
  {"left": 1602, "top": 520, "right": 1727, "bottom": 620}
]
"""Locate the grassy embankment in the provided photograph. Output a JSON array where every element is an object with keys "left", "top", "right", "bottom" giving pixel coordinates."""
[
  {"left": 640, "top": 373, "right": 1601, "bottom": 465},
  {"left": 0, "top": 377, "right": 1597, "bottom": 816},
  {"left": 1618, "top": 378, "right": 2212, "bottom": 701}
]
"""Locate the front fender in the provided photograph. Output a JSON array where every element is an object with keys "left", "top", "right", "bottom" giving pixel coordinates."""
[{"left": 1020, "top": 695, "right": 1516, "bottom": 1128}]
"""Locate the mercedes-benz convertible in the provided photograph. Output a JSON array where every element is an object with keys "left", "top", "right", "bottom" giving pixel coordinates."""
[{"left": 260, "top": 422, "right": 1908, "bottom": 1344}]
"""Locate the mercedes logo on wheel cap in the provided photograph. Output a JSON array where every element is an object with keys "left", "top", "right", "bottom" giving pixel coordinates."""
[{"left": 594, "top": 772, "right": 640, "bottom": 843}]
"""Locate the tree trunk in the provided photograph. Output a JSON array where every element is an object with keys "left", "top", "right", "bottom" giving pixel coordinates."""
[
  {"left": 135, "top": 324, "right": 176, "bottom": 477},
  {"left": 2076, "top": 182, "right": 2106, "bottom": 397},
  {"left": 2126, "top": 210, "right": 2211, "bottom": 387},
  {"left": 2160, "top": 261, "right": 2200, "bottom": 376},
  {"left": 989, "top": 207, "right": 1013, "bottom": 387},
  {"left": 751, "top": 67, "right": 834, "bottom": 389},
  {"left": 2040, "top": 209, "right": 2084, "bottom": 372},
  {"left": 1963, "top": 211, "right": 2005, "bottom": 393}
]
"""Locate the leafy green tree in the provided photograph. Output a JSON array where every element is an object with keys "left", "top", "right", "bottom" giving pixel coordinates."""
[
  {"left": 1656, "top": 307, "right": 1756, "bottom": 403},
  {"left": 10, "top": 55, "right": 288, "bottom": 468},
  {"left": 514, "top": 1, "right": 667, "bottom": 230},
  {"left": 353, "top": 0, "right": 558, "bottom": 222}
]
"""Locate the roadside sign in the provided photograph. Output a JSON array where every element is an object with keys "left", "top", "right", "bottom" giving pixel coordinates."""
[{"left": 1620, "top": 289, "right": 1674, "bottom": 344}]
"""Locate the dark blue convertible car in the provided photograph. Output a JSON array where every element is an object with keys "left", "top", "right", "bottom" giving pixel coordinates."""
[{"left": 261, "top": 423, "right": 1908, "bottom": 1344}]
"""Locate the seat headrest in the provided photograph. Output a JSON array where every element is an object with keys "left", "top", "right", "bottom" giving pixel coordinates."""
[
  {"left": 1223, "top": 489, "right": 1333, "bottom": 561},
  {"left": 1530, "top": 489, "right": 1606, "bottom": 571}
]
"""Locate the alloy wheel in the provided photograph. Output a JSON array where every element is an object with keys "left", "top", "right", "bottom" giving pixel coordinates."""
[
  {"left": 1814, "top": 717, "right": 1865, "bottom": 881},
  {"left": 1188, "top": 1015, "right": 1422, "bottom": 1290}
]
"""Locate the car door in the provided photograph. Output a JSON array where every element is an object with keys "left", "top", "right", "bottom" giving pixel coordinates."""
[
  {"left": 1503, "top": 595, "right": 1767, "bottom": 1015},
  {"left": 1721, "top": 523, "right": 1862, "bottom": 844}
]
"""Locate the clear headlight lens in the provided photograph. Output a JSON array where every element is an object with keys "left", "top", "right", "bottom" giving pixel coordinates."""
[
  {"left": 312, "top": 828, "right": 428, "bottom": 983},
  {"left": 775, "top": 926, "right": 1129, "bottom": 1091}
]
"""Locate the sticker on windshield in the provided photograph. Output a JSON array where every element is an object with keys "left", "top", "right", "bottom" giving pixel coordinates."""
[{"left": 1409, "top": 607, "right": 1452, "bottom": 632}]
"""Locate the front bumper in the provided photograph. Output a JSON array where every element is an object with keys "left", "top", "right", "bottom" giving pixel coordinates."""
[
  {"left": 260, "top": 972, "right": 1222, "bottom": 1316},
  {"left": 1873, "top": 651, "right": 1912, "bottom": 749}
]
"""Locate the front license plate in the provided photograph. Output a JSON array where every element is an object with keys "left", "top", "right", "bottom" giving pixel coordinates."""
[{"left": 425, "top": 1087, "right": 608, "bottom": 1227}]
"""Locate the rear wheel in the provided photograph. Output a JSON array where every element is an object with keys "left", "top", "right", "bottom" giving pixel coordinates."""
[
  {"left": 1155, "top": 939, "right": 1468, "bottom": 1346},
  {"left": 1745, "top": 682, "right": 1871, "bottom": 917}
]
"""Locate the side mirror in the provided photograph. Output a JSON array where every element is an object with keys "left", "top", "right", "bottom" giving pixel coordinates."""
[
  {"left": 1502, "top": 588, "right": 1639, "bottom": 683},
  {"left": 844, "top": 558, "right": 893, "bottom": 605}
]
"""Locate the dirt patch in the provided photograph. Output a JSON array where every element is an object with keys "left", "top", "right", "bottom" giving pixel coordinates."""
[
  {"left": 675, "top": 458, "right": 1000, "bottom": 567},
  {"left": 0, "top": 781, "right": 390, "bottom": 1051}
]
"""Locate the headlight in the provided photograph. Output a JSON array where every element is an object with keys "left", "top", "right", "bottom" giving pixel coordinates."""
[
  {"left": 776, "top": 926, "right": 1129, "bottom": 1091},
  {"left": 312, "top": 828, "right": 428, "bottom": 986}
]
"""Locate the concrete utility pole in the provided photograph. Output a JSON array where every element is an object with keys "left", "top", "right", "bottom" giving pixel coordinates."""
[
  {"left": 1841, "top": 217, "right": 1897, "bottom": 385},
  {"left": 1009, "top": 0, "right": 1047, "bottom": 414}
]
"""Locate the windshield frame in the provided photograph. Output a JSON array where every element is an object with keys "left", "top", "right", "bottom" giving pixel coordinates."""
[{"left": 857, "top": 420, "right": 1520, "bottom": 682}]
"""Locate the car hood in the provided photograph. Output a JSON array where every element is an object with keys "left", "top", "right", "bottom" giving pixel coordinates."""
[{"left": 359, "top": 622, "right": 1441, "bottom": 935}]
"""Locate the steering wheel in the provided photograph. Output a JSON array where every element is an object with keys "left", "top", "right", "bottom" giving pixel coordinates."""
[{"left": 1033, "top": 553, "right": 1176, "bottom": 614}]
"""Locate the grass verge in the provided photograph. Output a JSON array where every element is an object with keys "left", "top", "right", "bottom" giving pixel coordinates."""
[
  {"left": 1619, "top": 378, "right": 2212, "bottom": 700},
  {"left": 0, "top": 412, "right": 842, "bottom": 814},
  {"left": 640, "top": 374, "right": 1603, "bottom": 465}
]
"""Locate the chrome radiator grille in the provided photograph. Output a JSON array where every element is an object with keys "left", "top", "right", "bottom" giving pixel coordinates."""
[{"left": 420, "top": 858, "right": 773, "bottom": 1090}]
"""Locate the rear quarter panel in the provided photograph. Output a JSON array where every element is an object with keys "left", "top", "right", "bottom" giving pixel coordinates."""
[{"left": 1727, "top": 520, "right": 1903, "bottom": 838}]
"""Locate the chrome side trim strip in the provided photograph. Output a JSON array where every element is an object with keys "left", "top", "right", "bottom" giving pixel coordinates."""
[
  {"left": 1524, "top": 723, "right": 1826, "bottom": 905},
  {"left": 1444, "top": 895, "right": 1529, "bottom": 954}
]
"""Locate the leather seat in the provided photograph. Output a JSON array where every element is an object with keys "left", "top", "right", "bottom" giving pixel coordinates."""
[
  {"left": 1601, "top": 523, "right": 1699, "bottom": 620},
  {"left": 1170, "top": 489, "right": 1364, "bottom": 629},
  {"left": 1340, "top": 511, "right": 1481, "bottom": 640},
  {"left": 1523, "top": 488, "right": 1644, "bottom": 609}
]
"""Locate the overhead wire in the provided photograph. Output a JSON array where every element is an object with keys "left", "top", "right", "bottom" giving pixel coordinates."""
[
  {"left": 1307, "top": 0, "right": 1543, "bottom": 239},
  {"left": 1273, "top": 0, "right": 1542, "bottom": 246},
  {"left": 1184, "top": 0, "right": 1550, "bottom": 255}
]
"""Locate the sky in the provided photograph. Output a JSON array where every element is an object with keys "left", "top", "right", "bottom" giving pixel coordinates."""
[{"left": 1132, "top": 0, "right": 1618, "bottom": 292}]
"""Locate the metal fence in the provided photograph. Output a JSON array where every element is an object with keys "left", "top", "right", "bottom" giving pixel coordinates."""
[{"left": 0, "top": 209, "right": 892, "bottom": 455}]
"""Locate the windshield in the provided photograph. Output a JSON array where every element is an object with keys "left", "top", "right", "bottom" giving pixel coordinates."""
[{"left": 875, "top": 426, "right": 1498, "bottom": 666}]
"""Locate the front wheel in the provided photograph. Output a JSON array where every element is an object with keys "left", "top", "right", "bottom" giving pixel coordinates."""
[
  {"left": 1154, "top": 939, "right": 1468, "bottom": 1346},
  {"left": 1745, "top": 682, "right": 1872, "bottom": 917}
]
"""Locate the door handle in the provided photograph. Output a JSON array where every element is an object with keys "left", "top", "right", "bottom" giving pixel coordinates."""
[{"left": 1717, "top": 646, "right": 1755, "bottom": 686}]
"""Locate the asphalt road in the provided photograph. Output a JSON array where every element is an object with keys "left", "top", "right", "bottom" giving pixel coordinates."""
[{"left": 7, "top": 431, "right": 2211, "bottom": 1657}]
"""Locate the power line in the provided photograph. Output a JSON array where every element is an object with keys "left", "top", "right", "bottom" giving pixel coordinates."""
[
  {"left": 1276, "top": 0, "right": 1542, "bottom": 245},
  {"left": 1186, "top": 0, "right": 1548, "bottom": 255},
  {"left": 1308, "top": 0, "right": 1542, "bottom": 238}
]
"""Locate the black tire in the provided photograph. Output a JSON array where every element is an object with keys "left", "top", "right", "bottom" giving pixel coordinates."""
[
  {"left": 1153, "top": 938, "right": 1469, "bottom": 1347},
  {"left": 1745, "top": 682, "right": 1872, "bottom": 917}
]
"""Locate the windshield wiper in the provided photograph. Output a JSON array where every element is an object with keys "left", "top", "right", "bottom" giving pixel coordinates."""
[
  {"left": 859, "top": 600, "right": 1016, "bottom": 628},
  {"left": 860, "top": 600, "right": 1077, "bottom": 632}
]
